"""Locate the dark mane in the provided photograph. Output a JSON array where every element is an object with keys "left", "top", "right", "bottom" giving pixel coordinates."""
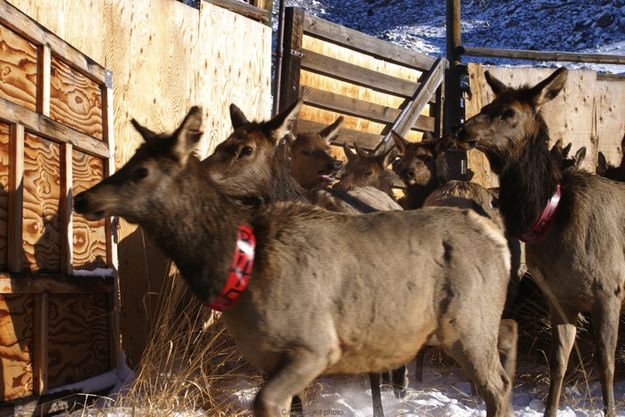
[{"left": 497, "top": 115, "right": 562, "bottom": 237}]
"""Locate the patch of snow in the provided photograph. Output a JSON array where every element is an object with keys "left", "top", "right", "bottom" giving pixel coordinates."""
[{"left": 72, "top": 267, "right": 115, "bottom": 277}]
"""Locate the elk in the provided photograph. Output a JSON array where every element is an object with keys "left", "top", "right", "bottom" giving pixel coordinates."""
[
  {"left": 334, "top": 143, "right": 396, "bottom": 200},
  {"left": 597, "top": 134, "right": 625, "bottom": 181},
  {"left": 75, "top": 107, "right": 517, "bottom": 417},
  {"left": 454, "top": 67, "right": 625, "bottom": 417},
  {"left": 550, "top": 140, "right": 586, "bottom": 170}
]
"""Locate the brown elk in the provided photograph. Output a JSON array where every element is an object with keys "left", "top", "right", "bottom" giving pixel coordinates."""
[
  {"left": 454, "top": 67, "right": 625, "bottom": 417},
  {"left": 597, "top": 134, "right": 625, "bottom": 181},
  {"left": 334, "top": 143, "right": 396, "bottom": 200},
  {"left": 550, "top": 139, "right": 586, "bottom": 170},
  {"left": 75, "top": 107, "right": 517, "bottom": 417}
]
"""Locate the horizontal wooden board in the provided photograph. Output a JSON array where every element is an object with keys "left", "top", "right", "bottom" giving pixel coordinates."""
[
  {"left": 47, "top": 293, "right": 110, "bottom": 389},
  {"left": 22, "top": 132, "right": 61, "bottom": 273},
  {"left": 301, "top": 86, "right": 435, "bottom": 132},
  {"left": 0, "top": 96, "right": 109, "bottom": 158},
  {"left": 0, "top": 274, "right": 113, "bottom": 294},
  {"left": 295, "top": 119, "right": 383, "bottom": 150},
  {"left": 0, "top": 123, "right": 8, "bottom": 270},
  {"left": 50, "top": 56, "right": 103, "bottom": 140},
  {"left": 0, "top": 294, "right": 34, "bottom": 401},
  {"left": 0, "top": 24, "right": 37, "bottom": 112},
  {"left": 72, "top": 151, "right": 106, "bottom": 270}
]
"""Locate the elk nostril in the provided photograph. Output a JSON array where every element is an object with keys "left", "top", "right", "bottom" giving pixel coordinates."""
[
  {"left": 455, "top": 126, "right": 467, "bottom": 139},
  {"left": 331, "top": 160, "right": 342, "bottom": 171}
]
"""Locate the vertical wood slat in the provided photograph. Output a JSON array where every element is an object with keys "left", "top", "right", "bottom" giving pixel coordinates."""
[
  {"left": 61, "top": 143, "right": 72, "bottom": 275},
  {"left": 33, "top": 291, "right": 48, "bottom": 395},
  {"left": 102, "top": 73, "right": 120, "bottom": 369},
  {"left": 37, "top": 45, "right": 51, "bottom": 117},
  {"left": 278, "top": 7, "right": 304, "bottom": 112},
  {"left": 8, "top": 124, "right": 24, "bottom": 273}
]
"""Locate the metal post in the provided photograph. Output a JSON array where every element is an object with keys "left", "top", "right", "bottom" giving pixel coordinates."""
[{"left": 272, "top": 0, "right": 286, "bottom": 115}]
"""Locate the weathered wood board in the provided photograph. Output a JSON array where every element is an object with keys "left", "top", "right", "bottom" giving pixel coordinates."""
[
  {"left": 595, "top": 77, "right": 625, "bottom": 168},
  {"left": 465, "top": 64, "right": 602, "bottom": 188},
  {"left": 72, "top": 151, "right": 106, "bottom": 270},
  {"left": 22, "top": 132, "right": 61, "bottom": 273},
  {"left": 0, "top": 24, "right": 37, "bottom": 112},
  {"left": 47, "top": 293, "right": 110, "bottom": 388},
  {"left": 0, "top": 123, "right": 8, "bottom": 270},
  {"left": 0, "top": 294, "right": 34, "bottom": 401},
  {"left": 50, "top": 56, "right": 103, "bottom": 140}
]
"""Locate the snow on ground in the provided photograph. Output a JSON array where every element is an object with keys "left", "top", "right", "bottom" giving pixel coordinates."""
[{"left": 273, "top": 0, "right": 625, "bottom": 74}]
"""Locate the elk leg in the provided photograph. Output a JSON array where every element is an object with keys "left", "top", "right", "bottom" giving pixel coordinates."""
[
  {"left": 369, "top": 373, "right": 385, "bottom": 417},
  {"left": 415, "top": 349, "right": 425, "bottom": 383},
  {"left": 591, "top": 299, "right": 620, "bottom": 417},
  {"left": 544, "top": 305, "right": 578, "bottom": 417},
  {"left": 498, "top": 319, "right": 518, "bottom": 417},
  {"left": 254, "top": 350, "right": 327, "bottom": 417},
  {"left": 391, "top": 366, "right": 407, "bottom": 399}
]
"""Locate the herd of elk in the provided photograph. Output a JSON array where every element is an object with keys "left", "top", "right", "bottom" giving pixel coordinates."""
[
  {"left": 75, "top": 107, "right": 516, "bottom": 417},
  {"left": 72, "top": 66, "right": 623, "bottom": 417}
]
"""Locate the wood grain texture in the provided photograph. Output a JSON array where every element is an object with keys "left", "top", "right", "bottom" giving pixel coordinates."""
[
  {"left": 46, "top": 294, "right": 110, "bottom": 389},
  {"left": 0, "top": 123, "right": 8, "bottom": 270},
  {"left": 72, "top": 151, "right": 106, "bottom": 270},
  {"left": 595, "top": 78, "right": 625, "bottom": 168},
  {"left": 22, "top": 132, "right": 61, "bottom": 273},
  {"left": 0, "top": 23, "right": 37, "bottom": 112},
  {"left": 50, "top": 56, "right": 103, "bottom": 140},
  {"left": 0, "top": 294, "right": 34, "bottom": 401}
]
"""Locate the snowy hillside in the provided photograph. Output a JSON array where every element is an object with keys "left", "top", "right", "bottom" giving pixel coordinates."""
[{"left": 273, "top": 0, "right": 625, "bottom": 73}]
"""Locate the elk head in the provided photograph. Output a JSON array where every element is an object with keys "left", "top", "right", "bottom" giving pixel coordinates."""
[
  {"left": 334, "top": 143, "right": 394, "bottom": 196},
  {"left": 391, "top": 131, "right": 452, "bottom": 187},
  {"left": 287, "top": 117, "right": 344, "bottom": 191},
  {"left": 454, "top": 67, "right": 568, "bottom": 173},
  {"left": 74, "top": 107, "right": 204, "bottom": 224}
]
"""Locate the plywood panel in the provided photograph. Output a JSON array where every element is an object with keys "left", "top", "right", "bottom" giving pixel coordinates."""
[
  {"left": 595, "top": 78, "right": 625, "bottom": 168},
  {"left": 0, "top": 294, "right": 34, "bottom": 401},
  {"left": 0, "top": 23, "right": 37, "bottom": 111},
  {"left": 0, "top": 123, "right": 8, "bottom": 270},
  {"left": 47, "top": 294, "right": 110, "bottom": 388},
  {"left": 50, "top": 56, "right": 103, "bottom": 139},
  {"left": 22, "top": 132, "right": 61, "bottom": 273},
  {"left": 72, "top": 151, "right": 106, "bottom": 270}
]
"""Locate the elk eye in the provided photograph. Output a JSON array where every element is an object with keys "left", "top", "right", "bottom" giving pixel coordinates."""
[
  {"left": 392, "top": 159, "right": 402, "bottom": 173},
  {"left": 364, "top": 171, "right": 373, "bottom": 178},
  {"left": 240, "top": 146, "right": 253, "bottom": 156},
  {"left": 501, "top": 109, "right": 515, "bottom": 119},
  {"left": 131, "top": 167, "right": 149, "bottom": 182},
  {"left": 422, "top": 155, "right": 432, "bottom": 163}
]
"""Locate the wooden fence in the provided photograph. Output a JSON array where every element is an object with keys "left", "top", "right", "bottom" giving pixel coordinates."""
[
  {"left": 0, "top": 0, "right": 118, "bottom": 403},
  {"left": 465, "top": 64, "right": 625, "bottom": 188},
  {"left": 277, "top": 7, "right": 446, "bottom": 158}
]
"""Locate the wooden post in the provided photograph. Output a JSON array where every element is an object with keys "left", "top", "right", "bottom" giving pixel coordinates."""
[
  {"left": 33, "top": 292, "right": 48, "bottom": 396},
  {"left": 445, "top": 0, "right": 462, "bottom": 133},
  {"left": 60, "top": 143, "right": 73, "bottom": 275},
  {"left": 272, "top": 0, "right": 286, "bottom": 115},
  {"left": 278, "top": 7, "right": 304, "bottom": 113},
  {"left": 37, "top": 45, "right": 51, "bottom": 117},
  {"left": 8, "top": 123, "right": 24, "bottom": 273}
]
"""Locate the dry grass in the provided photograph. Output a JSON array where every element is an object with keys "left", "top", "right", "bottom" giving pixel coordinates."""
[{"left": 81, "top": 269, "right": 261, "bottom": 417}]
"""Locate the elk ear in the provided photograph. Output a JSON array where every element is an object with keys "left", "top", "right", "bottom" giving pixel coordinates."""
[
  {"left": 284, "top": 132, "right": 296, "bottom": 147},
  {"left": 433, "top": 134, "right": 454, "bottom": 156},
  {"left": 230, "top": 103, "right": 249, "bottom": 130},
  {"left": 620, "top": 134, "right": 625, "bottom": 155},
  {"left": 574, "top": 146, "right": 586, "bottom": 168},
  {"left": 484, "top": 71, "right": 507, "bottom": 96},
  {"left": 320, "top": 116, "right": 344, "bottom": 144},
  {"left": 562, "top": 142, "right": 572, "bottom": 159},
  {"left": 597, "top": 152, "right": 608, "bottom": 176},
  {"left": 173, "top": 106, "right": 203, "bottom": 165},
  {"left": 131, "top": 119, "right": 158, "bottom": 141},
  {"left": 391, "top": 131, "right": 408, "bottom": 155},
  {"left": 264, "top": 99, "right": 302, "bottom": 143},
  {"left": 354, "top": 143, "right": 368, "bottom": 159},
  {"left": 379, "top": 146, "right": 395, "bottom": 167},
  {"left": 343, "top": 142, "right": 356, "bottom": 160},
  {"left": 529, "top": 67, "right": 568, "bottom": 107}
]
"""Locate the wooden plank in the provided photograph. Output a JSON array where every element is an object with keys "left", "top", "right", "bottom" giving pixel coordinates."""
[
  {"left": 0, "top": 23, "right": 37, "bottom": 112},
  {"left": 102, "top": 79, "right": 116, "bottom": 269},
  {"left": 37, "top": 45, "right": 51, "bottom": 117},
  {"left": 595, "top": 78, "right": 625, "bottom": 168},
  {"left": 61, "top": 143, "right": 72, "bottom": 275},
  {"left": 22, "top": 132, "right": 61, "bottom": 273},
  {"left": 459, "top": 45, "right": 625, "bottom": 65},
  {"left": 47, "top": 294, "right": 110, "bottom": 389},
  {"left": 33, "top": 292, "right": 47, "bottom": 395},
  {"left": 278, "top": 7, "right": 304, "bottom": 112},
  {"left": 72, "top": 151, "right": 106, "bottom": 271},
  {"left": 0, "top": 123, "right": 8, "bottom": 270},
  {"left": 0, "top": 96, "right": 109, "bottom": 158},
  {"left": 301, "top": 86, "right": 435, "bottom": 132},
  {"left": 0, "top": 294, "right": 34, "bottom": 401},
  {"left": 204, "top": 0, "right": 271, "bottom": 24},
  {"left": 50, "top": 56, "right": 104, "bottom": 140},
  {"left": 7, "top": 123, "right": 24, "bottom": 273},
  {"left": 301, "top": 49, "right": 425, "bottom": 99},
  {"left": 295, "top": 119, "right": 383, "bottom": 150},
  {"left": 303, "top": 13, "right": 435, "bottom": 72},
  {"left": 0, "top": 273, "right": 113, "bottom": 294},
  {"left": 0, "top": 0, "right": 106, "bottom": 84}
]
